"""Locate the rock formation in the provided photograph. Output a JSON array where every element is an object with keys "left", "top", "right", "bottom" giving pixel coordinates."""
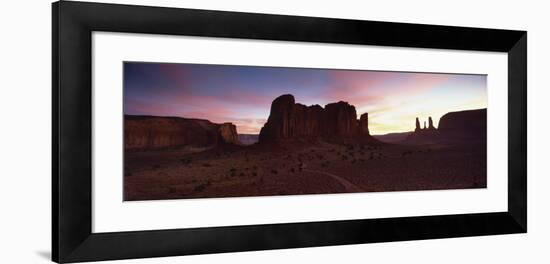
[
  {"left": 406, "top": 109, "right": 487, "bottom": 144},
  {"left": 323, "top": 101, "right": 359, "bottom": 137},
  {"left": 359, "top": 113, "right": 370, "bottom": 135},
  {"left": 413, "top": 116, "right": 436, "bottom": 132},
  {"left": 218, "top": 123, "right": 240, "bottom": 145},
  {"left": 428, "top": 117, "right": 435, "bottom": 130},
  {"left": 124, "top": 115, "right": 240, "bottom": 151},
  {"left": 258, "top": 94, "right": 377, "bottom": 144},
  {"left": 438, "top": 109, "right": 487, "bottom": 141}
]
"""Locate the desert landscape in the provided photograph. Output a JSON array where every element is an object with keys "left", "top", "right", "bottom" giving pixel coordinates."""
[{"left": 124, "top": 94, "right": 486, "bottom": 201}]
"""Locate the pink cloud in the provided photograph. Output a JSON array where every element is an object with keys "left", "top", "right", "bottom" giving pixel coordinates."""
[{"left": 323, "top": 71, "right": 451, "bottom": 108}]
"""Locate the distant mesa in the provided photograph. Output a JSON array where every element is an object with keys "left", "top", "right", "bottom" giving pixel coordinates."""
[
  {"left": 406, "top": 108, "right": 487, "bottom": 144},
  {"left": 124, "top": 115, "right": 240, "bottom": 151},
  {"left": 258, "top": 94, "right": 378, "bottom": 145},
  {"left": 238, "top": 134, "right": 259, "bottom": 145},
  {"left": 438, "top": 108, "right": 487, "bottom": 141},
  {"left": 373, "top": 131, "right": 413, "bottom": 143}
]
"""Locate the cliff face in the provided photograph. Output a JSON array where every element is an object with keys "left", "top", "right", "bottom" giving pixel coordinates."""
[
  {"left": 258, "top": 94, "right": 376, "bottom": 144},
  {"left": 218, "top": 123, "right": 240, "bottom": 145},
  {"left": 438, "top": 108, "right": 487, "bottom": 141},
  {"left": 125, "top": 116, "right": 239, "bottom": 151},
  {"left": 323, "top": 101, "right": 359, "bottom": 137},
  {"left": 258, "top": 95, "right": 321, "bottom": 141}
]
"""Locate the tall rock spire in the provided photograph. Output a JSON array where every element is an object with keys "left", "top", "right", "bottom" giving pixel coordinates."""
[
  {"left": 428, "top": 116, "right": 435, "bottom": 130},
  {"left": 359, "top": 113, "right": 370, "bottom": 135},
  {"left": 415, "top": 117, "right": 421, "bottom": 132},
  {"left": 423, "top": 121, "right": 426, "bottom": 129}
]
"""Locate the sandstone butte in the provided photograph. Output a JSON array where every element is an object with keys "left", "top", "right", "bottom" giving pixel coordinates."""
[
  {"left": 124, "top": 115, "right": 239, "bottom": 151},
  {"left": 258, "top": 94, "right": 377, "bottom": 144}
]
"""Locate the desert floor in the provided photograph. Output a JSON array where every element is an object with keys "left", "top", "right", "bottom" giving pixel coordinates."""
[{"left": 123, "top": 141, "right": 486, "bottom": 201}]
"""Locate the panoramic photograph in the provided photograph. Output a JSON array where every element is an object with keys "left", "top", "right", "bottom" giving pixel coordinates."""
[{"left": 123, "top": 62, "right": 487, "bottom": 201}]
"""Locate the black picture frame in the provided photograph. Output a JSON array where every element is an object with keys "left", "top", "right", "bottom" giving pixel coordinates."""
[{"left": 52, "top": 1, "right": 527, "bottom": 263}]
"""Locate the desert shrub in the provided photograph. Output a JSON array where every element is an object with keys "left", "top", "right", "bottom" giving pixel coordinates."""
[
  {"left": 252, "top": 172, "right": 257, "bottom": 176},
  {"left": 202, "top": 163, "right": 212, "bottom": 167},
  {"left": 290, "top": 168, "right": 295, "bottom": 173},
  {"left": 271, "top": 169, "right": 278, "bottom": 174},
  {"left": 168, "top": 187, "right": 176, "bottom": 193},
  {"left": 152, "top": 164, "right": 161, "bottom": 169},
  {"left": 239, "top": 172, "right": 245, "bottom": 176}
]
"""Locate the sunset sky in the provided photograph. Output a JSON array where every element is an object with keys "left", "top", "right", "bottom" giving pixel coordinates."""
[{"left": 124, "top": 62, "right": 487, "bottom": 135}]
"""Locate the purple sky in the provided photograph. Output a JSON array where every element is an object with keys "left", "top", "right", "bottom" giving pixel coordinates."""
[{"left": 124, "top": 62, "right": 487, "bottom": 135}]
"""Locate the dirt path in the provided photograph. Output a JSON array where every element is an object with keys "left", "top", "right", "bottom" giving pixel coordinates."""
[{"left": 303, "top": 169, "right": 363, "bottom": 192}]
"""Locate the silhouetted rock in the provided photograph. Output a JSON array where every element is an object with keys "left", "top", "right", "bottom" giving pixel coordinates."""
[
  {"left": 359, "top": 113, "right": 370, "bottom": 135},
  {"left": 258, "top": 94, "right": 296, "bottom": 141},
  {"left": 373, "top": 131, "right": 413, "bottom": 143},
  {"left": 405, "top": 109, "right": 487, "bottom": 144},
  {"left": 305, "top": 104, "right": 324, "bottom": 136},
  {"left": 415, "top": 117, "right": 421, "bottom": 132},
  {"left": 125, "top": 116, "right": 240, "bottom": 151},
  {"left": 428, "top": 116, "right": 436, "bottom": 130},
  {"left": 438, "top": 109, "right": 487, "bottom": 141},
  {"left": 259, "top": 94, "right": 377, "bottom": 144},
  {"left": 323, "top": 101, "right": 359, "bottom": 137}
]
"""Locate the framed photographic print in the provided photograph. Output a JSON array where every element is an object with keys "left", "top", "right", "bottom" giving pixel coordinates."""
[{"left": 52, "top": 1, "right": 527, "bottom": 263}]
